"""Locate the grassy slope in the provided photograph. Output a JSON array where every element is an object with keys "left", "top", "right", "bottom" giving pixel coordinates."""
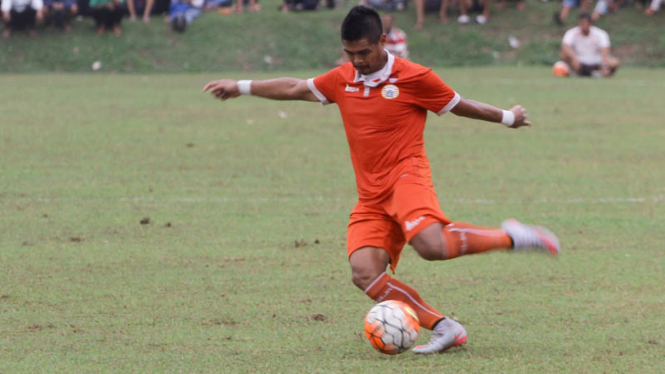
[
  {"left": 0, "top": 1, "right": 664, "bottom": 73},
  {"left": 0, "top": 68, "right": 664, "bottom": 373}
]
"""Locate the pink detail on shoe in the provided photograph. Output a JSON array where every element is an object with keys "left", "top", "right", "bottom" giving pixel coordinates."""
[
  {"left": 452, "top": 334, "right": 467, "bottom": 347},
  {"left": 534, "top": 228, "right": 558, "bottom": 255}
]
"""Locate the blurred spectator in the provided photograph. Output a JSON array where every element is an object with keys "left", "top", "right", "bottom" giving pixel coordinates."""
[
  {"left": 560, "top": 13, "right": 620, "bottom": 77},
  {"left": 413, "top": 0, "right": 441, "bottom": 29},
  {"left": 203, "top": 0, "right": 231, "bottom": 10},
  {"left": 362, "top": 0, "right": 407, "bottom": 11},
  {"left": 438, "top": 0, "right": 491, "bottom": 25},
  {"left": 459, "top": 0, "right": 490, "bottom": 24},
  {"left": 496, "top": 0, "right": 524, "bottom": 11},
  {"left": 126, "top": 0, "right": 154, "bottom": 22},
  {"left": 438, "top": 0, "right": 454, "bottom": 24},
  {"left": 170, "top": 0, "right": 202, "bottom": 32},
  {"left": 279, "top": 0, "right": 319, "bottom": 12},
  {"left": 236, "top": 0, "right": 259, "bottom": 12},
  {"left": 1, "top": 0, "right": 44, "bottom": 38},
  {"left": 645, "top": 0, "right": 662, "bottom": 15},
  {"left": 43, "top": 0, "right": 77, "bottom": 30},
  {"left": 554, "top": 0, "right": 591, "bottom": 25},
  {"left": 89, "top": 0, "right": 123, "bottom": 35},
  {"left": 591, "top": 0, "right": 620, "bottom": 21},
  {"left": 382, "top": 14, "right": 408, "bottom": 59}
]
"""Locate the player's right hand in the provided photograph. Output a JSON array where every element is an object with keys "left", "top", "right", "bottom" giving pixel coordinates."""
[{"left": 202, "top": 79, "right": 241, "bottom": 101}]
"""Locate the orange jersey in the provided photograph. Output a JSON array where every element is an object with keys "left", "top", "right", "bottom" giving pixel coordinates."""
[{"left": 308, "top": 53, "right": 460, "bottom": 203}]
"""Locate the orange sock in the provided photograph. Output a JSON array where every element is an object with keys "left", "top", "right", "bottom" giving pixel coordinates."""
[
  {"left": 443, "top": 222, "right": 513, "bottom": 259},
  {"left": 364, "top": 272, "right": 444, "bottom": 330}
]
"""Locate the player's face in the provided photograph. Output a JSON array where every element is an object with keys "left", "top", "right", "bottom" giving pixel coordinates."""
[
  {"left": 342, "top": 36, "right": 387, "bottom": 75},
  {"left": 579, "top": 19, "right": 591, "bottom": 35}
]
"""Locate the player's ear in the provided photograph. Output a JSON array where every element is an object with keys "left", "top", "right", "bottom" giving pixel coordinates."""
[{"left": 379, "top": 34, "right": 386, "bottom": 49}]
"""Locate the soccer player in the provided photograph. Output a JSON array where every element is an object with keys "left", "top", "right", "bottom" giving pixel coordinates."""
[{"left": 203, "top": 6, "right": 560, "bottom": 354}]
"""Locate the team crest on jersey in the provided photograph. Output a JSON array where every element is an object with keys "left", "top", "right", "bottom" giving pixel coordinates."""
[{"left": 381, "top": 84, "right": 399, "bottom": 100}]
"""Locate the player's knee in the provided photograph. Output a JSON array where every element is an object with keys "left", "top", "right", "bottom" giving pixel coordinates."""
[{"left": 351, "top": 265, "right": 383, "bottom": 291}]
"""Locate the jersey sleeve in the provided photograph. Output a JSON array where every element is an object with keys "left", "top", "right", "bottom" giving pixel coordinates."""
[
  {"left": 414, "top": 70, "right": 460, "bottom": 116},
  {"left": 307, "top": 68, "right": 339, "bottom": 105}
]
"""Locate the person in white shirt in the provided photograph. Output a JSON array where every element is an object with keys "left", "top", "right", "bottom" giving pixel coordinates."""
[
  {"left": 1, "top": 0, "right": 43, "bottom": 38},
  {"left": 382, "top": 14, "right": 408, "bottom": 60},
  {"left": 560, "top": 13, "right": 620, "bottom": 77},
  {"left": 645, "top": 0, "right": 662, "bottom": 15}
]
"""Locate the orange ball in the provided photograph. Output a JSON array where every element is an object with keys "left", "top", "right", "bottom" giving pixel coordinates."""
[
  {"left": 553, "top": 61, "right": 570, "bottom": 77},
  {"left": 364, "top": 300, "right": 420, "bottom": 355}
]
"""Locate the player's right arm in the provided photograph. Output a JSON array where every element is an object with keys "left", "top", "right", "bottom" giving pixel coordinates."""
[{"left": 202, "top": 78, "right": 319, "bottom": 102}]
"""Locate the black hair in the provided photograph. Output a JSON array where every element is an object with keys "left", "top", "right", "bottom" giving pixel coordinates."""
[
  {"left": 578, "top": 13, "right": 592, "bottom": 22},
  {"left": 341, "top": 6, "right": 383, "bottom": 44}
]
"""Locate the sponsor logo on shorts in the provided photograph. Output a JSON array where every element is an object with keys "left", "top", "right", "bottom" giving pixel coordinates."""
[
  {"left": 381, "top": 84, "right": 399, "bottom": 100},
  {"left": 405, "top": 216, "right": 425, "bottom": 231}
]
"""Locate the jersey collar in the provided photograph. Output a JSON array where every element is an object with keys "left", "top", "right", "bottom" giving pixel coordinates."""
[{"left": 353, "top": 50, "right": 395, "bottom": 88}]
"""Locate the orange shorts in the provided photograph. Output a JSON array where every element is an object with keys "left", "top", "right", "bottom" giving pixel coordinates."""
[{"left": 347, "top": 177, "right": 451, "bottom": 272}]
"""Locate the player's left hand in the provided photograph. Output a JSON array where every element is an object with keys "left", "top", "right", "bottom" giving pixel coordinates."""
[{"left": 509, "top": 105, "right": 531, "bottom": 128}]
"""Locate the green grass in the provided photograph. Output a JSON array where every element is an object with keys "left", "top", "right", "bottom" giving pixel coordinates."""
[
  {"left": 1, "top": 68, "right": 664, "bottom": 373},
  {"left": 1, "top": 1, "right": 665, "bottom": 73}
]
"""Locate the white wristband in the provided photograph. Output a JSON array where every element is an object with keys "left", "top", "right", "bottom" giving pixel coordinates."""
[
  {"left": 501, "top": 110, "right": 515, "bottom": 127},
  {"left": 237, "top": 80, "right": 252, "bottom": 95}
]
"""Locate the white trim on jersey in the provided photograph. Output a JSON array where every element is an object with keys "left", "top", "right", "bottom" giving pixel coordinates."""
[
  {"left": 437, "top": 92, "right": 461, "bottom": 116},
  {"left": 307, "top": 78, "right": 330, "bottom": 105}
]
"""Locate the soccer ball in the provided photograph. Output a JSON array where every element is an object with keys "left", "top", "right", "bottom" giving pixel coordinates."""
[
  {"left": 364, "top": 300, "right": 420, "bottom": 355},
  {"left": 553, "top": 61, "right": 570, "bottom": 77}
]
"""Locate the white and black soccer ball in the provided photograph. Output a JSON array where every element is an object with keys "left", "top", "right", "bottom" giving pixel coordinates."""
[{"left": 364, "top": 300, "right": 420, "bottom": 354}]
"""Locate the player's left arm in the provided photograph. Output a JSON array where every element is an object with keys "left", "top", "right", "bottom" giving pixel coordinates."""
[{"left": 451, "top": 98, "right": 531, "bottom": 129}]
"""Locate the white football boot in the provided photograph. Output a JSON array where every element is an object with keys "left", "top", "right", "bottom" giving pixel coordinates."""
[
  {"left": 501, "top": 219, "right": 560, "bottom": 256},
  {"left": 412, "top": 318, "right": 467, "bottom": 354}
]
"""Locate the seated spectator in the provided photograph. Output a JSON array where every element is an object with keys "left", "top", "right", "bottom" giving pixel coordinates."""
[
  {"left": 459, "top": 0, "right": 490, "bottom": 24},
  {"left": 1, "top": 0, "right": 44, "bottom": 38},
  {"left": 361, "top": 0, "right": 407, "bottom": 11},
  {"left": 559, "top": 13, "right": 620, "bottom": 77},
  {"left": 170, "top": 0, "right": 203, "bottom": 32},
  {"left": 554, "top": 0, "right": 591, "bottom": 25},
  {"left": 126, "top": 0, "right": 154, "bottom": 22},
  {"left": 591, "top": 0, "right": 620, "bottom": 21},
  {"left": 236, "top": 0, "right": 259, "bottom": 12},
  {"left": 645, "top": 0, "right": 662, "bottom": 15},
  {"left": 496, "top": 0, "right": 524, "bottom": 11},
  {"left": 382, "top": 14, "right": 408, "bottom": 59},
  {"left": 203, "top": 0, "right": 232, "bottom": 10},
  {"left": 43, "top": 0, "right": 77, "bottom": 30},
  {"left": 438, "top": 0, "right": 491, "bottom": 25},
  {"left": 279, "top": 0, "right": 318, "bottom": 12},
  {"left": 89, "top": 0, "right": 124, "bottom": 35}
]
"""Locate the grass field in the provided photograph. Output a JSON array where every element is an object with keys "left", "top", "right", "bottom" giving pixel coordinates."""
[{"left": 1, "top": 68, "right": 664, "bottom": 373}]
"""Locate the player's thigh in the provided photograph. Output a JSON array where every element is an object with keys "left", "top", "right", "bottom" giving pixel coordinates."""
[
  {"left": 348, "top": 246, "right": 391, "bottom": 290},
  {"left": 347, "top": 205, "right": 405, "bottom": 277},
  {"left": 388, "top": 181, "right": 450, "bottom": 239}
]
